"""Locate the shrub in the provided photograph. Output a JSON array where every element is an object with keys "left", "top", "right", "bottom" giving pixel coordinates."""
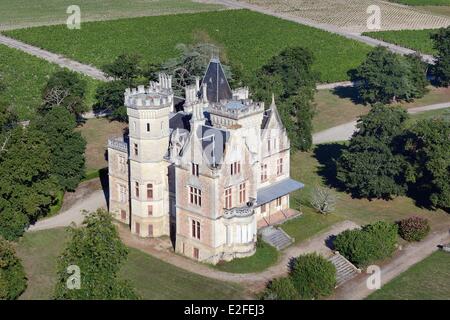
[
  {"left": 261, "top": 277, "right": 299, "bottom": 300},
  {"left": 289, "top": 253, "right": 336, "bottom": 299},
  {"left": 310, "top": 186, "right": 336, "bottom": 214},
  {"left": 334, "top": 221, "right": 398, "bottom": 267},
  {"left": 398, "top": 216, "right": 430, "bottom": 242},
  {"left": 0, "top": 237, "right": 27, "bottom": 300}
]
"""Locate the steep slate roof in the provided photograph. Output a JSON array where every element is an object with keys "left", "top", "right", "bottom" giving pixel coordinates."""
[
  {"left": 201, "top": 58, "right": 232, "bottom": 103},
  {"left": 169, "top": 112, "right": 191, "bottom": 132},
  {"left": 196, "top": 125, "right": 230, "bottom": 167}
]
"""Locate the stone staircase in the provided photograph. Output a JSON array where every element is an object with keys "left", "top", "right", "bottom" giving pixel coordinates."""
[
  {"left": 260, "top": 226, "right": 294, "bottom": 250},
  {"left": 328, "top": 252, "right": 360, "bottom": 287}
]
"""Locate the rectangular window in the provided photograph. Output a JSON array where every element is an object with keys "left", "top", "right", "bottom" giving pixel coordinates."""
[
  {"left": 192, "top": 163, "right": 199, "bottom": 176},
  {"left": 276, "top": 197, "right": 282, "bottom": 207},
  {"left": 147, "top": 183, "right": 153, "bottom": 200},
  {"left": 134, "top": 143, "right": 138, "bottom": 156},
  {"left": 120, "top": 209, "right": 126, "bottom": 220},
  {"left": 147, "top": 205, "right": 153, "bottom": 216},
  {"left": 267, "top": 139, "right": 271, "bottom": 152},
  {"left": 191, "top": 220, "right": 201, "bottom": 240},
  {"left": 148, "top": 225, "right": 153, "bottom": 237},
  {"left": 277, "top": 158, "right": 283, "bottom": 175},
  {"left": 224, "top": 187, "right": 232, "bottom": 209},
  {"left": 231, "top": 161, "right": 241, "bottom": 175},
  {"left": 239, "top": 183, "right": 246, "bottom": 204},
  {"left": 118, "top": 184, "right": 127, "bottom": 203},
  {"left": 135, "top": 182, "right": 139, "bottom": 198},
  {"left": 261, "top": 164, "right": 268, "bottom": 182},
  {"left": 189, "top": 187, "right": 202, "bottom": 206},
  {"left": 193, "top": 247, "right": 199, "bottom": 259},
  {"left": 146, "top": 123, "right": 150, "bottom": 132},
  {"left": 118, "top": 155, "right": 127, "bottom": 173},
  {"left": 261, "top": 204, "right": 266, "bottom": 213},
  {"left": 135, "top": 222, "right": 140, "bottom": 235}
]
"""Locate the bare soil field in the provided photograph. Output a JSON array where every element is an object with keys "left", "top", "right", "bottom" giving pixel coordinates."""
[{"left": 238, "top": 0, "right": 450, "bottom": 33}]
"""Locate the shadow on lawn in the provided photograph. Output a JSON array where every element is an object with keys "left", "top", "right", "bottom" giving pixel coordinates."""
[
  {"left": 314, "top": 143, "right": 346, "bottom": 191},
  {"left": 332, "top": 85, "right": 365, "bottom": 106}
]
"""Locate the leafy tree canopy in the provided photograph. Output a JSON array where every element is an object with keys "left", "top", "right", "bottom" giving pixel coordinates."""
[
  {"left": 0, "top": 236, "right": 27, "bottom": 299},
  {"left": 40, "top": 70, "right": 88, "bottom": 118},
  {"left": 54, "top": 209, "right": 138, "bottom": 300},
  {"left": 103, "top": 53, "right": 143, "bottom": 87},
  {"left": 431, "top": 26, "right": 450, "bottom": 87}
]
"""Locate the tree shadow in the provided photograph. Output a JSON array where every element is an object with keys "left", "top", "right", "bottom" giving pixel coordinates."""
[
  {"left": 332, "top": 86, "right": 365, "bottom": 105},
  {"left": 314, "top": 143, "right": 346, "bottom": 191}
]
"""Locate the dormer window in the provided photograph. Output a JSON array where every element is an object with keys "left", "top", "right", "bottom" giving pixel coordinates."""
[
  {"left": 231, "top": 161, "right": 241, "bottom": 175},
  {"left": 192, "top": 163, "right": 199, "bottom": 177},
  {"left": 267, "top": 139, "right": 271, "bottom": 152}
]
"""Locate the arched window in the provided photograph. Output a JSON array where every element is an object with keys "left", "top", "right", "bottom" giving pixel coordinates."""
[{"left": 147, "top": 183, "right": 153, "bottom": 200}]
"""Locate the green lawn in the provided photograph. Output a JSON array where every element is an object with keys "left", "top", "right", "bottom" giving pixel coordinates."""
[
  {"left": 3, "top": 10, "right": 372, "bottom": 83},
  {"left": 0, "top": 0, "right": 224, "bottom": 31},
  {"left": 367, "top": 251, "right": 450, "bottom": 300},
  {"left": 213, "top": 241, "right": 279, "bottom": 274},
  {"left": 16, "top": 228, "right": 245, "bottom": 300},
  {"left": 0, "top": 44, "right": 98, "bottom": 120},
  {"left": 313, "top": 86, "right": 450, "bottom": 132},
  {"left": 408, "top": 107, "right": 450, "bottom": 124},
  {"left": 363, "top": 29, "right": 437, "bottom": 55},
  {"left": 286, "top": 147, "right": 450, "bottom": 232}
]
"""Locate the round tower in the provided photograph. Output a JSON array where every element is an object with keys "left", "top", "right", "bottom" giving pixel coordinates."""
[{"left": 125, "top": 74, "right": 173, "bottom": 238}]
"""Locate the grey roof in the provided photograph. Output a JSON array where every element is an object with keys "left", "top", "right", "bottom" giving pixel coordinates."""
[
  {"left": 261, "top": 109, "right": 272, "bottom": 129},
  {"left": 169, "top": 112, "right": 191, "bottom": 131},
  {"left": 257, "top": 178, "right": 304, "bottom": 206},
  {"left": 196, "top": 125, "right": 230, "bottom": 167},
  {"left": 201, "top": 58, "right": 232, "bottom": 103}
]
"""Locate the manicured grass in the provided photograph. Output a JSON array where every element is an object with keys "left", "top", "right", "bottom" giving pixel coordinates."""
[
  {"left": 0, "top": 0, "right": 224, "bottom": 31},
  {"left": 3, "top": 10, "right": 372, "bottom": 83},
  {"left": 363, "top": 29, "right": 438, "bottom": 55},
  {"left": 389, "top": 0, "right": 450, "bottom": 5},
  {"left": 367, "top": 251, "right": 450, "bottom": 300},
  {"left": 213, "top": 242, "right": 279, "bottom": 274},
  {"left": 287, "top": 148, "right": 450, "bottom": 231},
  {"left": 0, "top": 44, "right": 99, "bottom": 120},
  {"left": 16, "top": 228, "right": 245, "bottom": 300},
  {"left": 121, "top": 248, "right": 245, "bottom": 299},
  {"left": 76, "top": 118, "right": 127, "bottom": 171},
  {"left": 407, "top": 107, "right": 450, "bottom": 124},
  {"left": 313, "top": 86, "right": 450, "bottom": 132}
]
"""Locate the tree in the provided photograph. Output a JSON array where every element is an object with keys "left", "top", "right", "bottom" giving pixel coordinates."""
[
  {"left": 402, "top": 119, "right": 450, "bottom": 211},
  {"left": 310, "top": 186, "right": 336, "bottom": 214},
  {"left": 54, "top": 209, "right": 138, "bottom": 300},
  {"left": 0, "top": 127, "right": 58, "bottom": 240},
  {"left": 94, "top": 80, "right": 128, "bottom": 122},
  {"left": 398, "top": 216, "right": 430, "bottom": 242},
  {"left": 336, "top": 104, "right": 409, "bottom": 199},
  {"left": 289, "top": 253, "right": 336, "bottom": 300},
  {"left": 0, "top": 237, "right": 27, "bottom": 299},
  {"left": 40, "top": 70, "right": 88, "bottom": 117},
  {"left": 351, "top": 46, "right": 428, "bottom": 104},
  {"left": 251, "top": 47, "right": 318, "bottom": 151},
  {"left": 33, "top": 107, "right": 86, "bottom": 191},
  {"left": 431, "top": 26, "right": 450, "bottom": 87},
  {"left": 334, "top": 221, "right": 398, "bottom": 267},
  {"left": 161, "top": 43, "right": 234, "bottom": 96},
  {"left": 261, "top": 277, "right": 299, "bottom": 300},
  {"left": 103, "top": 53, "right": 143, "bottom": 87},
  {"left": 404, "top": 53, "right": 429, "bottom": 98}
]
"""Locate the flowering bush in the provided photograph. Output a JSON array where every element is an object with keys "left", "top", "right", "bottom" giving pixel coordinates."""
[{"left": 398, "top": 216, "right": 430, "bottom": 242}]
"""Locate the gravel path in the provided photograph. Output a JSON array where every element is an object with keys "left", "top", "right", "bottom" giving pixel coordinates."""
[
  {"left": 331, "top": 230, "right": 450, "bottom": 300},
  {"left": 0, "top": 34, "right": 109, "bottom": 81},
  {"left": 313, "top": 102, "right": 450, "bottom": 144}
]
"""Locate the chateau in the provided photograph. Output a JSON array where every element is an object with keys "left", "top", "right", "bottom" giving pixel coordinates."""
[{"left": 108, "top": 58, "right": 304, "bottom": 264}]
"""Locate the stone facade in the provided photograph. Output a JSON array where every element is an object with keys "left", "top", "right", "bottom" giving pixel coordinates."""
[{"left": 108, "top": 58, "right": 303, "bottom": 264}]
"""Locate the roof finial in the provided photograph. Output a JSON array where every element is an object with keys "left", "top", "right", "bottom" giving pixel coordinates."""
[{"left": 271, "top": 93, "right": 276, "bottom": 107}]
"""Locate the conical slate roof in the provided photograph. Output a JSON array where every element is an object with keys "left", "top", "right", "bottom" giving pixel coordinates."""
[{"left": 201, "top": 57, "right": 232, "bottom": 103}]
